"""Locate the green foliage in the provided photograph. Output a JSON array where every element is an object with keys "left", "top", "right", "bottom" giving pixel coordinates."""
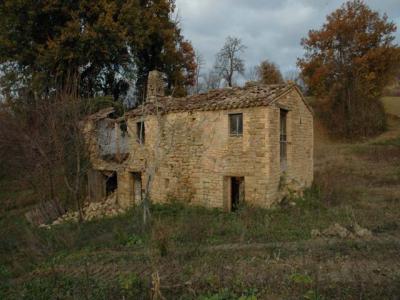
[
  {"left": 1, "top": 189, "right": 400, "bottom": 298},
  {"left": 373, "top": 137, "right": 400, "bottom": 146},
  {"left": 11, "top": 275, "right": 118, "bottom": 300},
  {"left": 0, "top": 265, "right": 10, "bottom": 297},
  {"left": 0, "top": 0, "right": 197, "bottom": 102},
  {"left": 290, "top": 273, "right": 313, "bottom": 285},
  {"left": 118, "top": 273, "right": 146, "bottom": 299},
  {"left": 125, "top": 234, "right": 144, "bottom": 247},
  {"left": 199, "top": 288, "right": 258, "bottom": 300},
  {"left": 290, "top": 273, "right": 325, "bottom": 300},
  {"left": 304, "top": 290, "right": 325, "bottom": 300},
  {"left": 114, "top": 229, "right": 144, "bottom": 247},
  {"left": 85, "top": 96, "right": 125, "bottom": 116}
]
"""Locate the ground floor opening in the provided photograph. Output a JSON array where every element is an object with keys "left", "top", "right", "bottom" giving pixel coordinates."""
[
  {"left": 131, "top": 172, "right": 142, "bottom": 204},
  {"left": 88, "top": 169, "right": 118, "bottom": 202},
  {"left": 224, "top": 176, "right": 245, "bottom": 212},
  {"left": 105, "top": 171, "right": 118, "bottom": 196},
  {"left": 231, "top": 177, "right": 244, "bottom": 211}
]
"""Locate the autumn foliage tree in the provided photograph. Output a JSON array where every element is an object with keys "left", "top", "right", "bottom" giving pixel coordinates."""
[
  {"left": 167, "top": 40, "right": 197, "bottom": 96},
  {"left": 298, "top": 0, "right": 400, "bottom": 138},
  {"left": 257, "top": 60, "right": 284, "bottom": 84}
]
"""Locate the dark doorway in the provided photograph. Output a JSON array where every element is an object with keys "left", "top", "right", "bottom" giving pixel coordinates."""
[
  {"left": 105, "top": 172, "right": 118, "bottom": 196},
  {"left": 231, "top": 177, "right": 244, "bottom": 211}
]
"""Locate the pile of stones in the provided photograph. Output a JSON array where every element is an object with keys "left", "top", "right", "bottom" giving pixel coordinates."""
[
  {"left": 39, "top": 193, "right": 126, "bottom": 228},
  {"left": 311, "top": 223, "right": 373, "bottom": 239}
]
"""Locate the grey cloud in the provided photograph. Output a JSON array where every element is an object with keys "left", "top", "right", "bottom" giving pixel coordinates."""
[{"left": 176, "top": 0, "right": 400, "bottom": 77}]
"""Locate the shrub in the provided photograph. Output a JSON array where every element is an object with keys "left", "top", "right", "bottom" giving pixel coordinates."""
[{"left": 119, "top": 273, "right": 146, "bottom": 299}]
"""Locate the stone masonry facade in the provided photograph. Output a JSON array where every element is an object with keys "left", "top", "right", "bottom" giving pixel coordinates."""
[{"left": 85, "top": 71, "right": 313, "bottom": 211}]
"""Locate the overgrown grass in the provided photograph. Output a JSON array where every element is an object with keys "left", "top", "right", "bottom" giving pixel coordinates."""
[
  {"left": 1, "top": 207, "right": 399, "bottom": 299},
  {"left": 1, "top": 184, "right": 393, "bottom": 299},
  {"left": 373, "top": 136, "right": 400, "bottom": 146}
]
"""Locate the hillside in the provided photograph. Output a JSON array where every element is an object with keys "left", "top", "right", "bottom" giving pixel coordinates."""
[
  {"left": 1, "top": 99, "right": 400, "bottom": 299},
  {"left": 382, "top": 97, "right": 400, "bottom": 117}
]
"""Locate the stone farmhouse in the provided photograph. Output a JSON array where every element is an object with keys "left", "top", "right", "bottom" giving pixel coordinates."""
[{"left": 85, "top": 71, "right": 313, "bottom": 211}]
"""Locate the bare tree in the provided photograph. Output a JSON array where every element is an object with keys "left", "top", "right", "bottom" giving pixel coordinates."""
[
  {"left": 246, "top": 65, "right": 259, "bottom": 82},
  {"left": 201, "top": 70, "right": 221, "bottom": 92},
  {"left": 214, "top": 36, "right": 246, "bottom": 87},
  {"left": 54, "top": 90, "right": 93, "bottom": 221},
  {"left": 284, "top": 69, "right": 307, "bottom": 92},
  {"left": 0, "top": 80, "right": 93, "bottom": 223},
  {"left": 192, "top": 50, "right": 205, "bottom": 95}
]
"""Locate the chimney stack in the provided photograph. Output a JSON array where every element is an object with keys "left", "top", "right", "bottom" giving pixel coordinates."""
[{"left": 146, "top": 70, "right": 165, "bottom": 103}]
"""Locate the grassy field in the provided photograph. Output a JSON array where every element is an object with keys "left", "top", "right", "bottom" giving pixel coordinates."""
[
  {"left": 382, "top": 97, "right": 400, "bottom": 117},
  {"left": 1, "top": 100, "right": 400, "bottom": 299}
]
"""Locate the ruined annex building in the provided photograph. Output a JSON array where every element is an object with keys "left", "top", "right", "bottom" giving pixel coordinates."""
[{"left": 85, "top": 71, "right": 313, "bottom": 211}]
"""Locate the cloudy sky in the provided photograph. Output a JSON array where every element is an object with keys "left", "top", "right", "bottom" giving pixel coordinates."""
[{"left": 175, "top": 0, "right": 400, "bottom": 78}]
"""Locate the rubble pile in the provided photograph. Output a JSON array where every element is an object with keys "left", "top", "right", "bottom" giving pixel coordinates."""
[
  {"left": 39, "top": 193, "right": 126, "bottom": 228},
  {"left": 311, "top": 223, "right": 373, "bottom": 239}
]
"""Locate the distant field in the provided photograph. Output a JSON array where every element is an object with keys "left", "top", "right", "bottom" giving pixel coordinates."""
[
  {"left": 306, "top": 96, "right": 400, "bottom": 117},
  {"left": 382, "top": 97, "right": 400, "bottom": 116}
]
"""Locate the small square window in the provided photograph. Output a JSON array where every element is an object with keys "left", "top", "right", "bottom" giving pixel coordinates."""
[
  {"left": 137, "top": 121, "right": 145, "bottom": 144},
  {"left": 229, "top": 113, "right": 243, "bottom": 136}
]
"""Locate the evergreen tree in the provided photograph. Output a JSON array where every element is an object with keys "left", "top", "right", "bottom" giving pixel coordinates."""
[{"left": 0, "top": 0, "right": 196, "bottom": 102}]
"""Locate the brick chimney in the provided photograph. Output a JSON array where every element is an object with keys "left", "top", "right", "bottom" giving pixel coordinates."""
[{"left": 146, "top": 70, "right": 165, "bottom": 103}]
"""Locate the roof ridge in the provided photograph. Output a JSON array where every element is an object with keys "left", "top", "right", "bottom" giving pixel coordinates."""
[{"left": 125, "top": 84, "right": 294, "bottom": 118}]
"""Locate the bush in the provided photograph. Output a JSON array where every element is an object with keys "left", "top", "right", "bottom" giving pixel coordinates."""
[
  {"left": 315, "top": 96, "right": 387, "bottom": 139},
  {"left": 119, "top": 273, "right": 147, "bottom": 299},
  {"left": 199, "top": 288, "right": 258, "bottom": 300}
]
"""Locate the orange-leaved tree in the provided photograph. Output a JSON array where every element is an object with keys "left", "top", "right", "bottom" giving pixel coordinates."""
[
  {"left": 298, "top": 0, "right": 400, "bottom": 138},
  {"left": 257, "top": 60, "right": 284, "bottom": 84}
]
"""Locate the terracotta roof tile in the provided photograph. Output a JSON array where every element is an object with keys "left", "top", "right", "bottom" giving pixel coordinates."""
[{"left": 126, "top": 83, "right": 294, "bottom": 118}]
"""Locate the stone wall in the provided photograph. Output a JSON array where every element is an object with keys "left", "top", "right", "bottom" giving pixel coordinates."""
[
  {"left": 266, "top": 89, "right": 314, "bottom": 204},
  {"left": 87, "top": 88, "right": 313, "bottom": 209}
]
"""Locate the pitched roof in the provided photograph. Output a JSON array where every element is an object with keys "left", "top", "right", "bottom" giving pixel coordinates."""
[{"left": 126, "top": 83, "right": 296, "bottom": 118}]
